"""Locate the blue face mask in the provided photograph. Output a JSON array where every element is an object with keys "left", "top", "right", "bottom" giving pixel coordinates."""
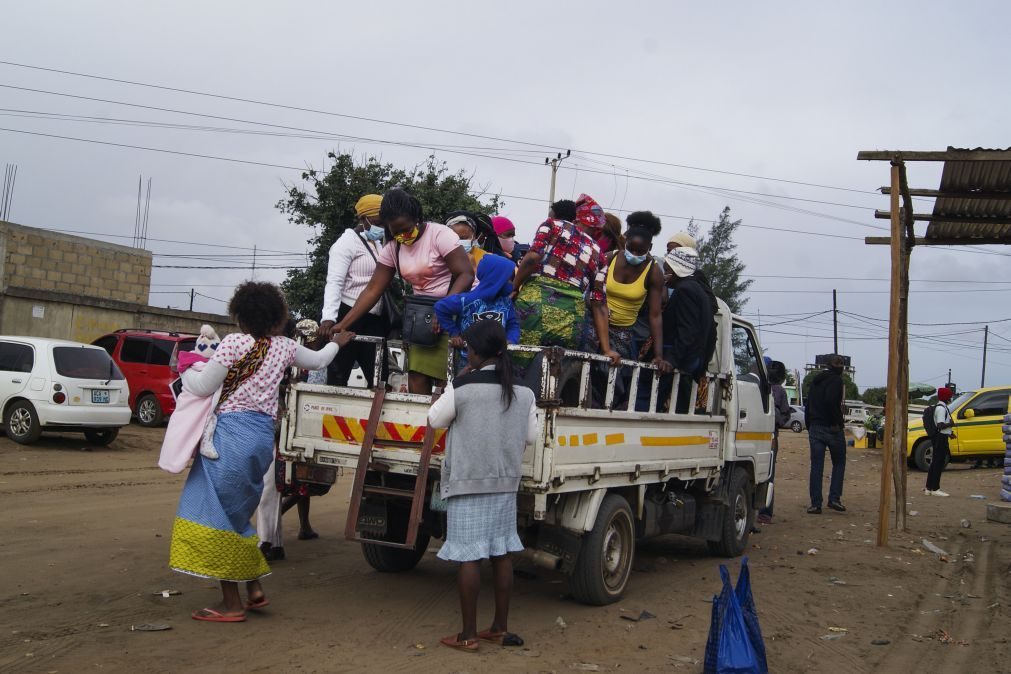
[
  {"left": 460, "top": 239, "right": 474, "bottom": 253},
  {"left": 363, "top": 225, "right": 385, "bottom": 241},
  {"left": 624, "top": 249, "right": 649, "bottom": 266}
]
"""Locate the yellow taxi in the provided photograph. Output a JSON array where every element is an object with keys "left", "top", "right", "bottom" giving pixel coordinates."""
[{"left": 907, "top": 385, "right": 1010, "bottom": 471}]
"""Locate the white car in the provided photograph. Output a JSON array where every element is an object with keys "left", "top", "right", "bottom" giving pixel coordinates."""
[
  {"left": 0, "top": 337, "right": 132, "bottom": 446},
  {"left": 788, "top": 405, "right": 806, "bottom": 433}
]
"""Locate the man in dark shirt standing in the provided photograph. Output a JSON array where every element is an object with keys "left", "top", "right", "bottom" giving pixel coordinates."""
[
  {"left": 658, "top": 247, "right": 714, "bottom": 413},
  {"left": 805, "top": 355, "right": 847, "bottom": 514}
]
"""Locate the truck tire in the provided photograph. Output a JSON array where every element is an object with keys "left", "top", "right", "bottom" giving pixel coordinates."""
[
  {"left": 913, "top": 438, "right": 948, "bottom": 473},
  {"left": 707, "top": 468, "right": 754, "bottom": 558},
  {"left": 361, "top": 533, "right": 431, "bottom": 573},
  {"left": 5, "top": 400, "right": 42, "bottom": 445},
  {"left": 360, "top": 506, "right": 431, "bottom": 573},
  {"left": 567, "top": 494, "right": 635, "bottom": 606}
]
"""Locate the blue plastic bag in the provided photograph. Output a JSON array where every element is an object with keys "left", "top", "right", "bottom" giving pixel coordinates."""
[{"left": 704, "top": 557, "right": 768, "bottom": 674}]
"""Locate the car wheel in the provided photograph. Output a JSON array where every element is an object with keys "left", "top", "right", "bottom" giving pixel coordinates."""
[
  {"left": 5, "top": 400, "right": 42, "bottom": 445},
  {"left": 135, "top": 394, "right": 164, "bottom": 427},
  {"left": 791, "top": 420, "right": 803, "bottom": 433},
  {"left": 84, "top": 428, "right": 119, "bottom": 446},
  {"left": 912, "top": 439, "right": 949, "bottom": 472}
]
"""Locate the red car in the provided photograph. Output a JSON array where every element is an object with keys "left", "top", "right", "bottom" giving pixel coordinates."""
[{"left": 92, "top": 329, "right": 197, "bottom": 426}]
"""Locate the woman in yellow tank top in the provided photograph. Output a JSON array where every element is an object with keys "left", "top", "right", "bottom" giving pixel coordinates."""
[{"left": 585, "top": 212, "right": 670, "bottom": 406}]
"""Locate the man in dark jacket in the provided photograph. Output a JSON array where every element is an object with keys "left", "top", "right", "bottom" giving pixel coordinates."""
[
  {"left": 658, "top": 247, "right": 713, "bottom": 412},
  {"left": 805, "top": 355, "right": 847, "bottom": 514}
]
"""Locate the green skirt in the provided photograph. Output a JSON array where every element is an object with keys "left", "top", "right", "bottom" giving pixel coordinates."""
[
  {"left": 515, "top": 276, "right": 587, "bottom": 350},
  {"left": 407, "top": 334, "right": 451, "bottom": 380}
]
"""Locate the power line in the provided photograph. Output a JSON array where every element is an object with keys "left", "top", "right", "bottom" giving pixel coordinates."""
[{"left": 0, "top": 59, "right": 883, "bottom": 196}]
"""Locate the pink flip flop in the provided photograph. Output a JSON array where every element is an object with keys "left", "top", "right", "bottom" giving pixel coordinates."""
[{"left": 191, "top": 608, "right": 246, "bottom": 623}]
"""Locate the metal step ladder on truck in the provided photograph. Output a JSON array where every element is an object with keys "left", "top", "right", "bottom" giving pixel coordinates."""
[{"left": 279, "top": 298, "right": 774, "bottom": 606}]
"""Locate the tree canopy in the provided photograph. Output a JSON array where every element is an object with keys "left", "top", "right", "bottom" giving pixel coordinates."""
[
  {"left": 689, "top": 206, "right": 752, "bottom": 313},
  {"left": 276, "top": 153, "right": 499, "bottom": 319}
]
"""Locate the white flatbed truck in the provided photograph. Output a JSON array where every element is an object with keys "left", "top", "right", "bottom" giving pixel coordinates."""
[{"left": 279, "top": 299, "right": 774, "bottom": 605}]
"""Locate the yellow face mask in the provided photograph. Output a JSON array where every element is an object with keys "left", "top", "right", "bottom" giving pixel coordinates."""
[{"left": 394, "top": 225, "right": 420, "bottom": 246}]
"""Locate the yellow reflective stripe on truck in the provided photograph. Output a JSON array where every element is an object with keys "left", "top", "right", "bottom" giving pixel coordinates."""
[{"left": 736, "top": 431, "right": 774, "bottom": 441}]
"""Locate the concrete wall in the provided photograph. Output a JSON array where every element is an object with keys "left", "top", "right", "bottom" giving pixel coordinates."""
[
  {"left": 0, "top": 288, "right": 235, "bottom": 344},
  {"left": 0, "top": 220, "right": 152, "bottom": 305}
]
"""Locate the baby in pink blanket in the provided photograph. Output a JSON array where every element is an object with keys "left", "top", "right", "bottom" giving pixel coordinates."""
[{"left": 176, "top": 325, "right": 222, "bottom": 460}]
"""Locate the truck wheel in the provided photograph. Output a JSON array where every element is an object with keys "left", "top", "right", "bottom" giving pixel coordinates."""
[
  {"left": 5, "top": 400, "right": 42, "bottom": 445},
  {"left": 135, "top": 394, "right": 164, "bottom": 427},
  {"left": 707, "top": 468, "right": 753, "bottom": 558},
  {"left": 567, "top": 494, "right": 635, "bottom": 606},
  {"left": 84, "top": 428, "right": 119, "bottom": 446},
  {"left": 360, "top": 506, "right": 431, "bottom": 573}
]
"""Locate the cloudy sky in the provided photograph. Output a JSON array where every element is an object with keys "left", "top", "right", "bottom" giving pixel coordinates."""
[{"left": 3, "top": 1, "right": 1010, "bottom": 392}]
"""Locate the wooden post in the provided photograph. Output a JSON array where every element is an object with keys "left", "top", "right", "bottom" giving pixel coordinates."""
[
  {"left": 878, "top": 162, "right": 904, "bottom": 547},
  {"left": 895, "top": 240, "right": 910, "bottom": 533}
]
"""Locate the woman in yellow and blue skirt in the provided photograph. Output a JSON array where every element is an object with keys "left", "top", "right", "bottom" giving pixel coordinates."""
[{"left": 169, "top": 282, "right": 352, "bottom": 623}]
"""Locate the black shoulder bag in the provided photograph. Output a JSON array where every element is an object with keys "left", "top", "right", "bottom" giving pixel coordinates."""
[{"left": 355, "top": 232, "right": 403, "bottom": 332}]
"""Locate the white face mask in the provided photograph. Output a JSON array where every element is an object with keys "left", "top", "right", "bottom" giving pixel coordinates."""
[
  {"left": 363, "top": 224, "right": 385, "bottom": 241},
  {"left": 459, "top": 239, "right": 474, "bottom": 253},
  {"left": 499, "top": 236, "right": 515, "bottom": 254}
]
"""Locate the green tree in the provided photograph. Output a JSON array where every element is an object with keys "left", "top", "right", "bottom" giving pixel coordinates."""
[
  {"left": 861, "top": 386, "right": 887, "bottom": 406},
  {"left": 688, "top": 206, "right": 753, "bottom": 313},
  {"left": 802, "top": 369, "right": 859, "bottom": 400},
  {"left": 276, "top": 153, "right": 499, "bottom": 318}
]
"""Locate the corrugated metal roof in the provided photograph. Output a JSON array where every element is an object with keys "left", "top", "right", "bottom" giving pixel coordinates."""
[{"left": 925, "top": 147, "right": 1011, "bottom": 241}]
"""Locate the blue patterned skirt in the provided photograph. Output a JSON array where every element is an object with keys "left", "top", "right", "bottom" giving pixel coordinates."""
[
  {"left": 437, "top": 492, "right": 524, "bottom": 562},
  {"left": 169, "top": 411, "right": 274, "bottom": 581}
]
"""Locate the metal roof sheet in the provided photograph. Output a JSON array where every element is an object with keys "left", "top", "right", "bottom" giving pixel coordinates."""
[{"left": 925, "top": 147, "right": 1011, "bottom": 241}]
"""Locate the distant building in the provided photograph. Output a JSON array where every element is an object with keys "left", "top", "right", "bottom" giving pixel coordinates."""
[{"left": 0, "top": 220, "right": 233, "bottom": 343}]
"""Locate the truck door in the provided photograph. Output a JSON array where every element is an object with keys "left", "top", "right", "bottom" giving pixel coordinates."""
[{"left": 731, "top": 325, "right": 774, "bottom": 480}]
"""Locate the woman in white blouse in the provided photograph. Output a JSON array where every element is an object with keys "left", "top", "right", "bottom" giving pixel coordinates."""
[{"left": 319, "top": 194, "right": 389, "bottom": 387}]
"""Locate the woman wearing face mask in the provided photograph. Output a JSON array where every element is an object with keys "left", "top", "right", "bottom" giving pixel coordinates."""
[
  {"left": 587, "top": 211, "right": 669, "bottom": 405},
  {"left": 319, "top": 194, "right": 391, "bottom": 388},
  {"left": 335, "top": 189, "right": 474, "bottom": 394},
  {"left": 447, "top": 213, "right": 488, "bottom": 276},
  {"left": 492, "top": 216, "right": 523, "bottom": 262}
]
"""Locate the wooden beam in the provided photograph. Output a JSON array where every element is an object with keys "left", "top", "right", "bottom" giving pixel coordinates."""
[
  {"left": 877, "top": 164, "right": 900, "bottom": 547},
  {"left": 859, "top": 149, "right": 1011, "bottom": 162},
  {"left": 880, "top": 187, "right": 1011, "bottom": 199},
  {"left": 873, "top": 210, "right": 1011, "bottom": 225},
  {"left": 866, "top": 236, "right": 1011, "bottom": 246}
]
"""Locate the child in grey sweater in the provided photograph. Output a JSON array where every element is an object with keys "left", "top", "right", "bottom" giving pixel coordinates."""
[{"left": 428, "top": 319, "right": 536, "bottom": 652}]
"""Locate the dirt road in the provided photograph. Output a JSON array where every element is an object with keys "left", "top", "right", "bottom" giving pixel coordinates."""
[{"left": 1, "top": 426, "right": 1007, "bottom": 673}]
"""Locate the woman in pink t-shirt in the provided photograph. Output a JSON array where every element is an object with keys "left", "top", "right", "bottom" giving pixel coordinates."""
[{"left": 334, "top": 189, "right": 475, "bottom": 394}]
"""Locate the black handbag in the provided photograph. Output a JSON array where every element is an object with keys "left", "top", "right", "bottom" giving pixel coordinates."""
[
  {"left": 401, "top": 295, "right": 440, "bottom": 346},
  {"left": 356, "top": 232, "right": 403, "bottom": 331}
]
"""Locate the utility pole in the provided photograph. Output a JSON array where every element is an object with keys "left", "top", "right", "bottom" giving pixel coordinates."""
[
  {"left": 251, "top": 245, "right": 257, "bottom": 280},
  {"left": 189, "top": 288, "right": 195, "bottom": 312},
  {"left": 545, "top": 150, "right": 571, "bottom": 204},
  {"left": 832, "top": 289, "right": 839, "bottom": 355},
  {"left": 981, "top": 325, "right": 989, "bottom": 388}
]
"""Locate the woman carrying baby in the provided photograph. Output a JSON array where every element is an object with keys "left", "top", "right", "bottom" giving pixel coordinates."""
[{"left": 169, "top": 282, "right": 353, "bottom": 622}]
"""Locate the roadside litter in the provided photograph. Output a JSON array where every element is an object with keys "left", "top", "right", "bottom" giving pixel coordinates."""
[{"left": 704, "top": 557, "right": 767, "bottom": 674}]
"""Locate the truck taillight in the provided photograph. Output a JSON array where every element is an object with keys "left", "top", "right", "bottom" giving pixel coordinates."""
[{"left": 53, "top": 391, "right": 66, "bottom": 404}]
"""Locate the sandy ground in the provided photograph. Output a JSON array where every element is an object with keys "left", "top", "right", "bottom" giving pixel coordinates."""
[{"left": 1, "top": 425, "right": 1008, "bottom": 673}]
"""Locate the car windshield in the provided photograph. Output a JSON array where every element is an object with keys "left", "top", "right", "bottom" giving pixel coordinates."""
[
  {"left": 53, "top": 346, "right": 125, "bottom": 380},
  {"left": 949, "top": 390, "right": 974, "bottom": 410}
]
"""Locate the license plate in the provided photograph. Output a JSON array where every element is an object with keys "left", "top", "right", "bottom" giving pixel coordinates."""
[{"left": 91, "top": 390, "right": 110, "bottom": 404}]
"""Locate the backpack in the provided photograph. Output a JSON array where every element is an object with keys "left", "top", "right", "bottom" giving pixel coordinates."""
[{"left": 921, "top": 404, "right": 938, "bottom": 439}]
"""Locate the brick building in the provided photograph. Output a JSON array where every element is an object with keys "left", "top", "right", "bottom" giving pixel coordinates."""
[{"left": 0, "top": 221, "right": 233, "bottom": 342}]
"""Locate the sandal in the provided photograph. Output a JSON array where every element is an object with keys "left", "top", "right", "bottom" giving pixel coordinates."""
[
  {"left": 245, "top": 596, "right": 270, "bottom": 611},
  {"left": 440, "top": 634, "right": 479, "bottom": 652},
  {"left": 191, "top": 608, "right": 246, "bottom": 623},
  {"left": 476, "top": 630, "right": 524, "bottom": 647}
]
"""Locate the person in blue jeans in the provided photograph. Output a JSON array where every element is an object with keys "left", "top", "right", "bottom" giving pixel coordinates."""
[{"left": 805, "top": 355, "right": 847, "bottom": 514}]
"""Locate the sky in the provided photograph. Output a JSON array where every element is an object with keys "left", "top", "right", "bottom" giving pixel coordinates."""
[{"left": 2, "top": 1, "right": 1010, "bottom": 393}]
